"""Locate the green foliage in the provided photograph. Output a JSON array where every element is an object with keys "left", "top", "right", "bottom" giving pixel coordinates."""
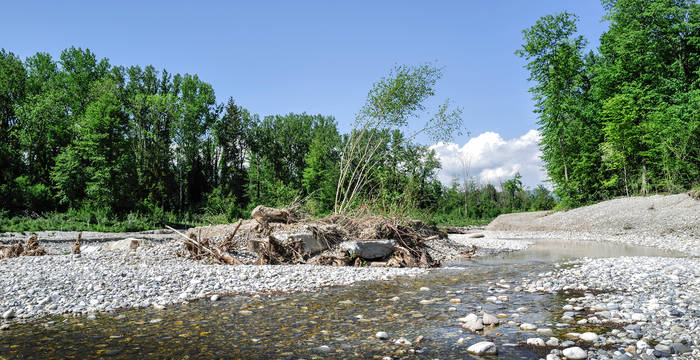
[
  {"left": 1, "top": 47, "right": 555, "bottom": 231},
  {"left": 519, "top": 1, "right": 699, "bottom": 205}
]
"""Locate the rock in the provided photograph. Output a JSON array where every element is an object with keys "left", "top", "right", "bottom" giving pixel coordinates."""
[
  {"left": 520, "top": 323, "right": 537, "bottom": 330},
  {"left": 516, "top": 306, "right": 528, "bottom": 312},
  {"left": 2, "top": 309, "right": 15, "bottom": 319},
  {"left": 449, "top": 298, "right": 461, "bottom": 303},
  {"left": 547, "top": 354, "right": 561, "bottom": 360},
  {"left": 527, "top": 338, "right": 545, "bottom": 346},
  {"left": 273, "top": 228, "right": 329, "bottom": 255},
  {"left": 546, "top": 337, "right": 560, "bottom": 347},
  {"left": 652, "top": 350, "right": 671, "bottom": 358},
  {"left": 340, "top": 240, "right": 395, "bottom": 260},
  {"left": 537, "top": 328, "right": 553, "bottom": 335},
  {"left": 313, "top": 345, "right": 331, "bottom": 353},
  {"left": 375, "top": 331, "right": 389, "bottom": 340},
  {"left": 579, "top": 332, "right": 598, "bottom": 342},
  {"left": 469, "top": 233, "right": 485, "bottom": 238},
  {"left": 0, "top": 324, "right": 9, "bottom": 330},
  {"left": 103, "top": 238, "right": 142, "bottom": 251},
  {"left": 419, "top": 287, "right": 430, "bottom": 291},
  {"left": 467, "top": 341, "right": 498, "bottom": 355},
  {"left": 636, "top": 340, "right": 649, "bottom": 350},
  {"left": 394, "top": 337, "right": 412, "bottom": 346},
  {"left": 670, "top": 343, "right": 691, "bottom": 354},
  {"left": 462, "top": 318, "right": 484, "bottom": 331},
  {"left": 483, "top": 313, "right": 499, "bottom": 325},
  {"left": 562, "top": 347, "right": 587, "bottom": 359},
  {"left": 210, "top": 294, "right": 220, "bottom": 301}
]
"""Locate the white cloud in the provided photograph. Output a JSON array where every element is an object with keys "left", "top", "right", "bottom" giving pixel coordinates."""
[{"left": 429, "top": 129, "right": 548, "bottom": 189}]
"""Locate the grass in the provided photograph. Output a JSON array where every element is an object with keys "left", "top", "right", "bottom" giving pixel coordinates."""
[{"left": 0, "top": 209, "right": 239, "bottom": 233}]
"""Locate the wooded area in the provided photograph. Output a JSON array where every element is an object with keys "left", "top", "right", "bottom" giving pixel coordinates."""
[
  {"left": 2, "top": 0, "right": 696, "bottom": 231},
  {"left": 0, "top": 51, "right": 553, "bottom": 231},
  {"left": 517, "top": 0, "right": 700, "bottom": 206}
]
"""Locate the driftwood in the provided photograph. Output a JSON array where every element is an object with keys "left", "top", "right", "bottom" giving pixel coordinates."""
[
  {"left": 251, "top": 236, "right": 308, "bottom": 265},
  {"left": 251, "top": 205, "right": 297, "bottom": 232},
  {"left": 219, "top": 219, "right": 243, "bottom": 253},
  {"left": 460, "top": 244, "right": 478, "bottom": 258},
  {"left": 0, "top": 236, "right": 47, "bottom": 259},
  {"left": 23, "top": 236, "right": 46, "bottom": 256},
  {"left": 72, "top": 232, "right": 82, "bottom": 254},
  {"left": 168, "top": 226, "right": 242, "bottom": 265},
  {"left": 0, "top": 242, "right": 23, "bottom": 259}
]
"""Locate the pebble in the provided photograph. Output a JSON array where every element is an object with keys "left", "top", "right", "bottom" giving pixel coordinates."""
[
  {"left": 0, "top": 242, "right": 425, "bottom": 319},
  {"left": 375, "top": 331, "right": 389, "bottom": 340},
  {"left": 520, "top": 323, "right": 537, "bottom": 331},
  {"left": 467, "top": 341, "right": 498, "bottom": 355},
  {"left": 562, "top": 347, "right": 587, "bottom": 360},
  {"left": 526, "top": 338, "right": 545, "bottom": 346}
]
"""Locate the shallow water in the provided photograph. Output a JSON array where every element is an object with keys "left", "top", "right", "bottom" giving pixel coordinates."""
[{"left": 0, "top": 239, "right": 684, "bottom": 359}]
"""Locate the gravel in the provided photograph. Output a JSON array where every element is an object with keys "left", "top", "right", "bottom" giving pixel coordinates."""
[
  {"left": 426, "top": 234, "right": 532, "bottom": 263},
  {"left": 525, "top": 256, "right": 700, "bottom": 359},
  {"left": 485, "top": 193, "right": 700, "bottom": 255},
  {"left": 0, "top": 241, "right": 424, "bottom": 321}
]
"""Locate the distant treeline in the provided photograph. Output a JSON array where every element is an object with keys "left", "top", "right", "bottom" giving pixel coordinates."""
[
  {"left": 518, "top": 0, "right": 700, "bottom": 206},
  {"left": 0, "top": 49, "right": 554, "bottom": 228}
]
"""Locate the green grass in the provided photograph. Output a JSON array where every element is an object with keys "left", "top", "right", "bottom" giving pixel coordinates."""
[{"left": 0, "top": 209, "right": 240, "bottom": 233}]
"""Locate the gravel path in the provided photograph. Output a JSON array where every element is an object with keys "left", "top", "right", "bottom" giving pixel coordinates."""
[
  {"left": 0, "top": 241, "right": 424, "bottom": 322},
  {"left": 525, "top": 257, "right": 700, "bottom": 359}
]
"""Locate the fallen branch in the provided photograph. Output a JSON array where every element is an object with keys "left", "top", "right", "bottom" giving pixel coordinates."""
[{"left": 167, "top": 225, "right": 242, "bottom": 265}]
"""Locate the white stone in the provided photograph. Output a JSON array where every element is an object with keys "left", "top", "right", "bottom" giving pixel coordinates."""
[
  {"left": 562, "top": 347, "right": 587, "bottom": 359},
  {"left": 467, "top": 341, "right": 498, "bottom": 355},
  {"left": 375, "top": 331, "right": 389, "bottom": 340},
  {"left": 526, "top": 338, "right": 545, "bottom": 346},
  {"left": 579, "top": 332, "right": 598, "bottom": 342},
  {"left": 520, "top": 323, "right": 537, "bottom": 330}
]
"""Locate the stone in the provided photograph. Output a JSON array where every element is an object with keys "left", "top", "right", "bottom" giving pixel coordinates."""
[
  {"left": 547, "top": 354, "right": 561, "bottom": 360},
  {"left": 462, "top": 318, "right": 484, "bottom": 331},
  {"left": 274, "top": 229, "right": 328, "bottom": 255},
  {"left": 537, "top": 328, "right": 554, "bottom": 335},
  {"left": 670, "top": 343, "right": 691, "bottom": 354},
  {"left": 449, "top": 298, "right": 461, "bottom": 304},
  {"left": 2, "top": 309, "right": 15, "bottom": 319},
  {"left": 483, "top": 313, "right": 500, "bottom": 325},
  {"left": 340, "top": 240, "right": 396, "bottom": 260},
  {"left": 579, "top": 332, "right": 598, "bottom": 342},
  {"left": 467, "top": 341, "right": 498, "bottom": 355},
  {"left": 527, "top": 338, "right": 545, "bottom": 346},
  {"left": 562, "top": 347, "right": 587, "bottom": 359},
  {"left": 546, "top": 337, "right": 560, "bottom": 347},
  {"left": 520, "top": 323, "right": 537, "bottom": 330},
  {"left": 210, "top": 294, "right": 220, "bottom": 301},
  {"left": 394, "top": 337, "right": 412, "bottom": 346},
  {"left": 375, "top": 331, "right": 389, "bottom": 340},
  {"left": 636, "top": 340, "right": 649, "bottom": 350},
  {"left": 103, "top": 238, "right": 142, "bottom": 251}
]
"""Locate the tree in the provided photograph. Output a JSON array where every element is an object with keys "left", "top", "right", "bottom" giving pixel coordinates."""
[
  {"left": 335, "top": 63, "right": 463, "bottom": 213},
  {"left": 516, "top": 12, "right": 586, "bottom": 204},
  {"left": 0, "top": 49, "right": 26, "bottom": 209}
]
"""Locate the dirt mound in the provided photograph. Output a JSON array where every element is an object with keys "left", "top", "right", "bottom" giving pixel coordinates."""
[{"left": 486, "top": 193, "right": 700, "bottom": 237}]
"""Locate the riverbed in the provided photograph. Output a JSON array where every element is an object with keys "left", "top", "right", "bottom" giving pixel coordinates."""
[{"left": 1, "top": 238, "right": 693, "bottom": 359}]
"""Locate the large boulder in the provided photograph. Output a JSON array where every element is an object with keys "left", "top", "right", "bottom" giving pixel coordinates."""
[
  {"left": 273, "top": 229, "right": 327, "bottom": 255},
  {"left": 102, "top": 238, "right": 142, "bottom": 251},
  {"left": 339, "top": 239, "right": 395, "bottom": 260}
]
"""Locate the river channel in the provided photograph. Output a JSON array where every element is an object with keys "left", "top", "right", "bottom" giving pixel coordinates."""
[{"left": 0, "top": 239, "right": 684, "bottom": 359}]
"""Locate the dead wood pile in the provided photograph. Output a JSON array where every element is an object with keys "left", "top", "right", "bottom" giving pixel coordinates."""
[
  {"left": 171, "top": 221, "right": 243, "bottom": 265},
  {"left": 183, "top": 206, "right": 447, "bottom": 268},
  {"left": 0, "top": 236, "right": 47, "bottom": 259}
]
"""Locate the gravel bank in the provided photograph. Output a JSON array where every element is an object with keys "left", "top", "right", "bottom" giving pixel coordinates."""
[
  {"left": 426, "top": 234, "right": 532, "bottom": 263},
  {"left": 485, "top": 193, "right": 700, "bottom": 256},
  {"left": 0, "top": 242, "right": 424, "bottom": 322},
  {"left": 527, "top": 257, "right": 700, "bottom": 359}
]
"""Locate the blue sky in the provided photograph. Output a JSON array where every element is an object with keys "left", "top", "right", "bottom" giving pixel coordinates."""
[{"left": 1, "top": 1, "right": 609, "bottom": 187}]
